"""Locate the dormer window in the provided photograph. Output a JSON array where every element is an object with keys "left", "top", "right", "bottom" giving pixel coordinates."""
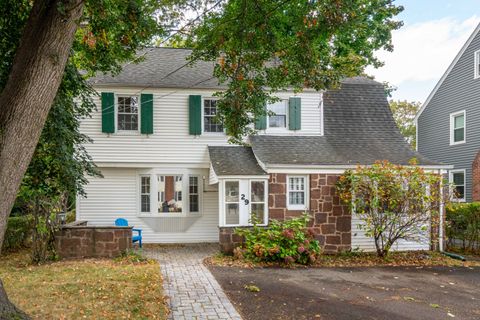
[
  {"left": 268, "top": 100, "right": 288, "bottom": 128},
  {"left": 475, "top": 50, "right": 480, "bottom": 79}
]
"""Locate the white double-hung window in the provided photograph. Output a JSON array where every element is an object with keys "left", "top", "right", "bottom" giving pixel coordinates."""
[
  {"left": 450, "top": 110, "right": 465, "bottom": 145},
  {"left": 117, "top": 96, "right": 139, "bottom": 131},
  {"left": 267, "top": 100, "right": 288, "bottom": 128},
  {"left": 203, "top": 99, "right": 224, "bottom": 133},
  {"left": 287, "top": 175, "right": 309, "bottom": 210},
  {"left": 449, "top": 170, "right": 466, "bottom": 202}
]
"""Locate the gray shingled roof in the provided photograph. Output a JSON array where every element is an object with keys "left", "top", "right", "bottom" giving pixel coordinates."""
[
  {"left": 90, "top": 48, "right": 220, "bottom": 89},
  {"left": 208, "top": 146, "right": 266, "bottom": 176},
  {"left": 251, "top": 78, "right": 440, "bottom": 166}
]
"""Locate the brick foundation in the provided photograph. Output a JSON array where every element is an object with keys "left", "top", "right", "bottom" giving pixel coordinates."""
[
  {"left": 473, "top": 151, "right": 480, "bottom": 201},
  {"left": 219, "top": 173, "right": 351, "bottom": 254},
  {"left": 55, "top": 221, "right": 132, "bottom": 259}
]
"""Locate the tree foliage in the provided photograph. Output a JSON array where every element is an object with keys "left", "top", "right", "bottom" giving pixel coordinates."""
[
  {"left": 189, "top": 0, "right": 404, "bottom": 142},
  {"left": 336, "top": 161, "right": 447, "bottom": 257},
  {"left": 389, "top": 100, "right": 421, "bottom": 148}
]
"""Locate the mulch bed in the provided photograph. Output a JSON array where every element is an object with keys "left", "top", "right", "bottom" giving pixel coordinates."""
[{"left": 205, "top": 250, "right": 480, "bottom": 269}]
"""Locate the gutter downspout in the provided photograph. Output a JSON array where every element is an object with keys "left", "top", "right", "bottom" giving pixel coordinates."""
[{"left": 439, "top": 169, "right": 444, "bottom": 252}]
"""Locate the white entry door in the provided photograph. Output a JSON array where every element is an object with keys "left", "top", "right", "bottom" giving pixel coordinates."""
[{"left": 222, "top": 179, "right": 267, "bottom": 227}]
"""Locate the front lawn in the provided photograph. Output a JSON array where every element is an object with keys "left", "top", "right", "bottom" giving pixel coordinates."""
[{"left": 0, "top": 250, "right": 167, "bottom": 319}]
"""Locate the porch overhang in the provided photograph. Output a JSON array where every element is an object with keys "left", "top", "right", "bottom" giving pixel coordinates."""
[{"left": 208, "top": 146, "right": 267, "bottom": 184}]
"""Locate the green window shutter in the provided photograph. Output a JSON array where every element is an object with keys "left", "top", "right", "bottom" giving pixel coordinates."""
[
  {"left": 101, "top": 92, "right": 115, "bottom": 133},
  {"left": 140, "top": 93, "right": 153, "bottom": 134},
  {"left": 189, "top": 95, "right": 202, "bottom": 135},
  {"left": 255, "top": 103, "right": 267, "bottom": 130},
  {"left": 288, "top": 97, "right": 301, "bottom": 130}
]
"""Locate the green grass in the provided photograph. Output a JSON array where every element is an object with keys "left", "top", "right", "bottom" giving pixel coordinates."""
[{"left": 0, "top": 250, "right": 167, "bottom": 319}]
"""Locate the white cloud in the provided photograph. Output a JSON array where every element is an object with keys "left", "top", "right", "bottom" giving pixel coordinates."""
[{"left": 367, "top": 16, "right": 480, "bottom": 101}]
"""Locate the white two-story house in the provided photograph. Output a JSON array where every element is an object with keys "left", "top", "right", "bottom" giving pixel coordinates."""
[{"left": 78, "top": 48, "right": 447, "bottom": 253}]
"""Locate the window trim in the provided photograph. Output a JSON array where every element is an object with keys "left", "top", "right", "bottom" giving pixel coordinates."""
[
  {"left": 449, "top": 169, "right": 466, "bottom": 202},
  {"left": 115, "top": 94, "right": 141, "bottom": 134},
  {"left": 188, "top": 175, "right": 201, "bottom": 214},
  {"left": 475, "top": 50, "right": 480, "bottom": 79},
  {"left": 140, "top": 175, "right": 151, "bottom": 213},
  {"left": 202, "top": 97, "right": 224, "bottom": 134},
  {"left": 286, "top": 175, "right": 309, "bottom": 211},
  {"left": 223, "top": 179, "right": 241, "bottom": 227},
  {"left": 267, "top": 99, "right": 289, "bottom": 130},
  {"left": 249, "top": 179, "right": 268, "bottom": 225},
  {"left": 449, "top": 110, "right": 466, "bottom": 145}
]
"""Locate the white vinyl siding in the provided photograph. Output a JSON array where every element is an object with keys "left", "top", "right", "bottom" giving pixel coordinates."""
[
  {"left": 450, "top": 110, "right": 465, "bottom": 145},
  {"left": 351, "top": 213, "right": 430, "bottom": 252},
  {"left": 80, "top": 88, "right": 323, "bottom": 165},
  {"left": 77, "top": 168, "right": 219, "bottom": 243}
]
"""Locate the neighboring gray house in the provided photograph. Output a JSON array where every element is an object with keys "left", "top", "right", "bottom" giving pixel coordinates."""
[{"left": 416, "top": 23, "right": 480, "bottom": 202}]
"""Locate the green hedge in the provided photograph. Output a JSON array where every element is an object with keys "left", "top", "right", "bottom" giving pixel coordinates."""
[
  {"left": 446, "top": 202, "right": 480, "bottom": 251},
  {"left": 2, "top": 215, "right": 33, "bottom": 252}
]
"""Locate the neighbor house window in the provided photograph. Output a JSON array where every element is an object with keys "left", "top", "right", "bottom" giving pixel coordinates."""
[
  {"left": 158, "top": 175, "right": 183, "bottom": 213},
  {"left": 450, "top": 111, "right": 465, "bottom": 145},
  {"left": 287, "top": 175, "right": 308, "bottom": 210},
  {"left": 140, "top": 176, "right": 151, "bottom": 213},
  {"left": 117, "top": 96, "right": 139, "bottom": 131},
  {"left": 189, "top": 176, "right": 199, "bottom": 212},
  {"left": 475, "top": 50, "right": 480, "bottom": 79},
  {"left": 450, "top": 170, "right": 466, "bottom": 201},
  {"left": 203, "top": 99, "right": 223, "bottom": 133},
  {"left": 268, "top": 100, "right": 288, "bottom": 128}
]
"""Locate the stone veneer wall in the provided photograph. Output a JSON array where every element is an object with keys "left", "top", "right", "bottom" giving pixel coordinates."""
[
  {"left": 55, "top": 221, "right": 132, "bottom": 258},
  {"left": 219, "top": 173, "right": 351, "bottom": 254}
]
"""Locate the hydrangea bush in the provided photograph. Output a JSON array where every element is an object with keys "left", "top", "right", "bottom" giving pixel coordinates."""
[{"left": 234, "top": 214, "right": 321, "bottom": 265}]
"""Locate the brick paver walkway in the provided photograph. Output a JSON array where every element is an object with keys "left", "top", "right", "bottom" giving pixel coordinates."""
[{"left": 144, "top": 244, "right": 242, "bottom": 320}]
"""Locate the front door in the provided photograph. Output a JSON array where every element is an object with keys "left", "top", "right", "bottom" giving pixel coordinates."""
[{"left": 222, "top": 179, "right": 267, "bottom": 227}]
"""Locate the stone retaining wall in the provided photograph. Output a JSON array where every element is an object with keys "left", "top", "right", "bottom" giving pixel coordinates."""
[{"left": 55, "top": 221, "right": 132, "bottom": 258}]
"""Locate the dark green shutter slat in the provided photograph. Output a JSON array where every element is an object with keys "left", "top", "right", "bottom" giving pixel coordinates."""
[
  {"left": 255, "top": 103, "right": 267, "bottom": 130},
  {"left": 288, "top": 97, "right": 301, "bottom": 130},
  {"left": 140, "top": 93, "right": 153, "bottom": 134},
  {"left": 295, "top": 97, "right": 301, "bottom": 130},
  {"left": 189, "top": 95, "right": 202, "bottom": 135},
  {"left": 101, "top": 92, "right": 115, "bottom": 133}
]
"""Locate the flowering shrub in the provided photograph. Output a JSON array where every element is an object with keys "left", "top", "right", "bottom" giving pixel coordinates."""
[
  {"left": 336, "top": 160, "right": 449, "bottom": 257},
  {"left": 234, "top": 214, "right": 321, "bottom": 265}
]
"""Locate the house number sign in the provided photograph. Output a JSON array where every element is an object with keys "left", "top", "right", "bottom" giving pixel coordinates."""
[{"left": 240, "top": 194, "right": 249, "bottom": 205}]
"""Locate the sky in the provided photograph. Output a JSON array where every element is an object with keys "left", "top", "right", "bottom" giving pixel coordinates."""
[{"left": 366, "top": 0, "right": 480, "bottom": 102}]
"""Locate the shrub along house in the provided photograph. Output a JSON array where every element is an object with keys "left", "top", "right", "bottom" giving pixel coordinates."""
[{"left": 79, "top": 48, "right": 448, "bottom": 253}]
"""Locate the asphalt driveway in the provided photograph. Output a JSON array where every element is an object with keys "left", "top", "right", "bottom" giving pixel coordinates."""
[{"left": 207, "top": 265, "right": 480, "bottom": 320}]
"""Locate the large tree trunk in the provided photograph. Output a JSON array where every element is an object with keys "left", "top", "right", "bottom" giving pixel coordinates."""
[
  {"left": 0, "top": 280, "right": 30, "bottom": 319},
  {"left": 0, "top": 0, "right": 84, "bottom": 250}
]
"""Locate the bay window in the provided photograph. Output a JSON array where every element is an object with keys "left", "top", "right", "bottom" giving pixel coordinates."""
[{"left": 139, "top": 172, "right": 202, "bottom": 214}]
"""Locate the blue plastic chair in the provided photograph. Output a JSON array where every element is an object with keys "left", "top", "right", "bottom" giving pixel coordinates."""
[{"left": 115, "top": 218, "right": 142, "bottom": 248}]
